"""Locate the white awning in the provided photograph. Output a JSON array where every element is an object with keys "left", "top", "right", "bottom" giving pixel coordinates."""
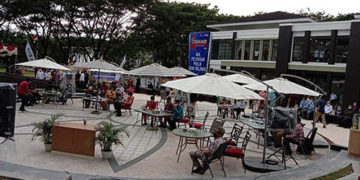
[
  {"left": 223, "top": 74, "right": 258, "bottom": 85},
  {"left": 170, "top": 66, "right": 197, "bottom": 76}
]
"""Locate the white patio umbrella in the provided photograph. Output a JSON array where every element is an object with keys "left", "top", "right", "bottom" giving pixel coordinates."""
[
  {"left": 128, "top": 63, "right": 186, "bottom": 77},
  {"left": 161, "top": 73, "right": 263, "bottom": 100},
  {"left": 88, "top": 68, "right": 127, "bottom": 74},
  {"left": 74, "top": 59, "right": 125, "bottom": 71},
  {"left": 223, "top": 74, "right": 258, "bottom": 85},
  {"left": 243, "top": 77, "right": 321, "bottom": 96},
  {"left": 16, "top": 57, "right": 70, "bottom": 71},
  {"left": 170, "top": 66, "right": 197, "bottom": 76}
]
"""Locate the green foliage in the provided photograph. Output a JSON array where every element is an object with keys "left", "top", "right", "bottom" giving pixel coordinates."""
[
  {"left": 311, "top": 164, "right": 354, "bottom": 180},
  {"left": 94, "top": 121, "right": 129, "bottom": 152},
  {"left": 31, "top": 114, "right": 61, "bottom": 144},
  {"left": 130, "top": 1, "right": 239, "bottom": 68},
  {"left": 297, "top": 8, "right": 355, "bottom": 22}
]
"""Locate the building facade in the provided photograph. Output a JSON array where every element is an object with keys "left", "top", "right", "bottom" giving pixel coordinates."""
[{"left": 207, "top": 12, "right": 360, "bottom": 107}]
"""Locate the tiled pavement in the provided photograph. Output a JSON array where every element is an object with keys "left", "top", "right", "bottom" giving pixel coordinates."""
[{"left": 0, "top": 93, "right": 347, "bottom": 179}]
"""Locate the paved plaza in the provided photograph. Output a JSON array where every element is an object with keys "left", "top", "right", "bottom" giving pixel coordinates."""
[{"left": 0, "top": 93, "right": 357, "bottom": 179}]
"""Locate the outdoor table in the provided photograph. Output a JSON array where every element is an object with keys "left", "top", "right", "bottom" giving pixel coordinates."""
[
  {"left": 42, "top": 91, "right": 59, "bottom": 106},
  {"left": 133, "top": 108, "right": 173, "bottom": 131},
  {"left": 82, "top": 97, "right": 107, "bottom": 114},
  {"left": 239, "top": 118, "right": 265, "bottom": 149},
  {"left": 172, "top": 128, "right": 212, "bottom": 162},
  {"left": 218, "top": 104, "right": 235, "bottom": 118}
]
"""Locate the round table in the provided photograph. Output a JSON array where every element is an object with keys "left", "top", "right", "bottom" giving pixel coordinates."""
[{"left": 172, "top": 128, "right": 212, "bottom": 162}]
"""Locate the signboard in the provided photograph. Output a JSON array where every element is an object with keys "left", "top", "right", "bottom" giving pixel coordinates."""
[
  {"left": 92, "top": 71, "right": 117, "bottom": 82},
  {"left": 188, "top": 32, "right": 211, "bottom": 75}
]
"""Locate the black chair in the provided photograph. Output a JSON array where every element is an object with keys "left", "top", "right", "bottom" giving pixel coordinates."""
[
  {"left": 209, "top": 118, "right": 226, "bottom": 133},
  {"left": 301, "top": 127, "right": 317, "bottom": 154},
  {"left": 191, "top": 141, "right": 230, "bottom": 177},
  {"left": 227, "top": 123, "right": 244, "bottom": 146},
  {"left": 224, "top": 131, "right": 251, "bottom": 173}
]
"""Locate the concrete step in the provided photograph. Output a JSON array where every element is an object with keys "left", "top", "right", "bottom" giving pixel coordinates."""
[{"left": 252, "top": 150, "right": 354, "bottom": 180}]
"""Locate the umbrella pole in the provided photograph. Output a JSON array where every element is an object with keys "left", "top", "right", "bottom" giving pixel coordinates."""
[
  {"left": 92, "top": 68, "right": 101, "bottom": 114},
  {"left": 262, "top": 86, "right": 269, "bottom": 163}
]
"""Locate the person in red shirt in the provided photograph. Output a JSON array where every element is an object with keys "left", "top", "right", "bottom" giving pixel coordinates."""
[
  {"left": 18, "top": 78, "right": 31, "bottom": 111},
  {"left": 142, "top": 96, "right": 158, "bottom": 125}
]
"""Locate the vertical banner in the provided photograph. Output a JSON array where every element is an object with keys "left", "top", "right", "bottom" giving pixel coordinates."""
[
  {"left": 188, "top": 32, "right": 211, "bottom": 75},
  {"left": 25, "top": 41, "right": 35, "bottom": 61}
]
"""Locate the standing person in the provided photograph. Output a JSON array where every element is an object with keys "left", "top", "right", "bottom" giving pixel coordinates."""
[
  {"left": 188, "top": 100, "right": 197, "bottom": 119},
  {"left": 352, "top": 102, "right": 358, "bottom": 113},
  {"left": 45, "top": 70, "right": 51, "bottom": 81},
  {"left": 75, "top": 71, "right": 80, "bottom": 88},
  {"left": 114, "top": 92, "right": 123, "bottom": 117},
  {"left": 234, "top": 100, "right": 246, "bottom": 119},
  {"left": 36, "top": 69, "right": 45, "bottom": 80},
  {"left": 306, "top": 98, "right": 315, "bottom": 120},
  {"left": 79, "top": 71, "right": 85, "bottom": 89},
  {"left": 314, "top": 97, "right": 327, "bottom": 128},
  {"left": 330, "top": 92, "right": 337, "bottom": 106},
  {"left": 84, "top": 71, "right": 89, "bottom": 88},
  {"left": 135, "top": 77, "right": 140, "bottom": 93},
  {"left": 168, "top": 100, "right": 183, "bottom": 130},
  {"left": 18, "top": 78, "right": 31, "bottom": 112}
]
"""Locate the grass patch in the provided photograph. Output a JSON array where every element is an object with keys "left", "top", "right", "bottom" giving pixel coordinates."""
[{"left": 311, "top": 164, "right": 354, "bottom": 180}]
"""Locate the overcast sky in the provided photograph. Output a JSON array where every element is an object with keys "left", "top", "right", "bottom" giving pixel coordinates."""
[{"left": 169, "top": 0, "right": 359, "bottom": 16}]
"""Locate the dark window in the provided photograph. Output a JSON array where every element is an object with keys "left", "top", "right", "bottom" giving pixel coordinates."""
[
  {"left": 335, "top": 36, "right": 349, "bottom": 63},
  {"left": 244, "top": 40, "right": 251, "bottom": 60},
  {"left": 235, "top": 40, "right": 242, "bottom": 60},
  {"left": 210, "top": 40, "right": 220, "bottom": 60},
  {"left": 262, "top": 40, "right": 270, "bottom": 61},
  {"left": 271, "top": 40, "right": 278, "bottom": 61},
  {"left": 253, "top": 40, "right": 260, "bottom": 60},
  {"left": 309, "top": 36, "right": 331, "bottom": 62},
  {"left": 292, "top": 37, "right": 304, "bottom": 62},
  {"left": 218, "top": 39, "right": 233, "bottom": 59}
]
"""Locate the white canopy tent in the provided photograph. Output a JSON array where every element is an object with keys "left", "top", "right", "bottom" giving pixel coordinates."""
[
  {"left": 16, "top": 57, "right": 70, "bottom": 71},
  {"left": 243, "top": 77, "right": 321, "bottom": 96},
  {"left": 170, "top": 66, "right": 197, "bottom": 76},
  {"left": 223, "top": 74, "right": 259, "bottom": 85},
  {"left": 161, "top": 73, "right": 263, "bottom": 100},
  {"left": 128, "top": 63, "right": 186, "bottom": 77}
]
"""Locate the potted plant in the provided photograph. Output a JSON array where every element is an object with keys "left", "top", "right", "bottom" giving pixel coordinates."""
[
  {"left": 94, "top": 121, "right": 129, "bottom": 159},
  {"left": 31, "top": 114, "right": 61, "bottom": 152}
]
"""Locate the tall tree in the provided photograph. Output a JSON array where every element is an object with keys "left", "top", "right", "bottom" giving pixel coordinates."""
[{"left": 132, "top": 1, "right": 238, "bottom": 68}]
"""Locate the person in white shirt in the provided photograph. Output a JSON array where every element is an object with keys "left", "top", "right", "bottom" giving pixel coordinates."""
[
  {"left": 330, "top": 92, "right": 337, "bottom": 106},
  {"left": 36, "top": 69, "right": 45, "bottom": 80},
  {"left": 45, "top": 70, "right": 51, "bottom": 80},
  {"left": 324, "top": 101, "right": 333, "bottom": 125},
  {"left": 79, "top": 72, "right": 85, "bottom": 88}
]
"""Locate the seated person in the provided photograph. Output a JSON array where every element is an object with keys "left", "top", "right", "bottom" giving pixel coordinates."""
[
  {"left": 338, "top": 105, "right": 354, "bottom": 128},
  {"left": 84, "top": 86, "right": 97, "bottom": 108},
  {"left": 159, "top": 97, "right": 174, "bottom": 128},
  {"left": 189, "top": 127, "right": 226, "bottom": 174},
  {"left": 28, "top": 84, "right": 41, "bottom": 105},
  {"left": 187, "top": 100, "right": 197, "bottom": 119},
  {"left": 256, "top": 100, "right": 266, "bottom": 114},
  {"left": 100, "top": 82, "right": 109, "bottom": 97},
  {"left": 127, "top": 86, "right": 135, "bottom": 94},
  {"left": 122, "top": 92, "right": 134, "bottom": 110},
  {"left": 306, "top": 98, "right": 315, "bottom": 120},
  {"left": 115, "top": 85, "right": 125, "bottom": 96},
  {"left": 284, "top": 117, "right": 304, "bottom": 155},
  {"left": 142, "top": 96, "right": 158, "bottom": 125},
  {"left": 59, "top": 83, "right": 73, "bottom": 105},
  {"left": 234, "top": 100, "right": 246, "bottom": 119},
  {"left": 299, "top": 97, "right": 308, "bottom": 118},
  {"left": 168, "top": 100, "right": 183, "bottom": 130},
  {"left": 114, "top": 92, "right": 123, "bottom": 117},
  {"left": 102, "top": 87, "right": 116, "bottom": 110},
  {"left": 324, "top": 101, "right": 333, "bottom": 124}
]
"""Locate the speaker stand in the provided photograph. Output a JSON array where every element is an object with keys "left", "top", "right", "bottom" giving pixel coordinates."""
[{"left": 1, "top": 136, "right": 15, "bottom": 144}]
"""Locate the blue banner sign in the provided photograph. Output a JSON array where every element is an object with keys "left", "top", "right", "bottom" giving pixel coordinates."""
[{"left": 188, "top": 32, "right": 211, "bottom": 75}]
